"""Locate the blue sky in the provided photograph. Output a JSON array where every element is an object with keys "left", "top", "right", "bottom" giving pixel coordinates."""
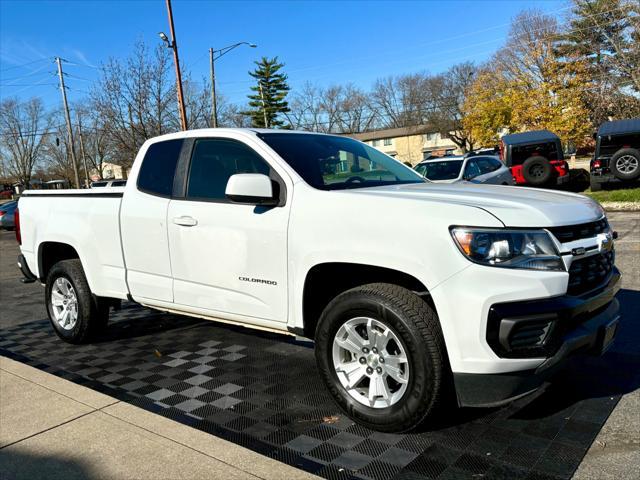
[{"left": 1, "top": 0, "right": 567, "bottom": 108}]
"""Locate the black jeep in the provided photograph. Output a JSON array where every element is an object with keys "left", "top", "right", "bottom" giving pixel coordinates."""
[{"left": 590, "top": 118, "right": 640, "bottom": 191}]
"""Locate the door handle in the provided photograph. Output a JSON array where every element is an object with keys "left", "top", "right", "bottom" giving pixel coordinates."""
[{"left": 173, "top": 216, "right": 198, "bottom": 227}]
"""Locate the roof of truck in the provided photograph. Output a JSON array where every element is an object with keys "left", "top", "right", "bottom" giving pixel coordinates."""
[
  {"left": 500, "top": 130, "right": 560, "bottom": 145},
  {"left": 597, "top": 118, "right": 640, "bottom": 137}
]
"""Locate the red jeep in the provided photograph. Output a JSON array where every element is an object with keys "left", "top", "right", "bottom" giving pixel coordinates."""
[{"left": 500, "top": 130, "right": 570, "bottom": 187}]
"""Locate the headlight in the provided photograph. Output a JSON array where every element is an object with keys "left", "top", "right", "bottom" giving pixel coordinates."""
[{"left": 450, "top": 227, "right": 564, "bottom": 271}]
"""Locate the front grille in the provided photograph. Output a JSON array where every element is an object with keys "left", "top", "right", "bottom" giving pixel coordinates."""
[
  {"left": 548, "top": 218, "right": 608, "bottom": 243},
  {"left": 568, "top": 250, "right": 614, "bottom": 296}
]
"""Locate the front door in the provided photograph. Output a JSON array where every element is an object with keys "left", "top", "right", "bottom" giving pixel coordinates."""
[{"left": 167, "top": 137, "right": 290, "bottom": 324}]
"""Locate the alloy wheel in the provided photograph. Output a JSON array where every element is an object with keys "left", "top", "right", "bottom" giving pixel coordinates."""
[
  {"left": 50, "top": 278, "right": 79, "bottom": 330},
  {"left": 616, "top": 155, "right": 638, "bottom": 174},
  {"left": 332, "top": 317, "right": 410, "bottom": 409}
]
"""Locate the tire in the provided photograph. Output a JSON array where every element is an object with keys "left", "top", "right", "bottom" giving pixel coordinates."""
[
  {"left": 45, "top": 259, "right": 109, "bottom": 344},
  {"left": 522, "top": 156, "right": 553, "bottom": 186},
  {"left": 610, "top": 148, "right": 640, "bottom": 181},
  {"left": 315, "top": 283, "right": 449, "bottom": 432}
]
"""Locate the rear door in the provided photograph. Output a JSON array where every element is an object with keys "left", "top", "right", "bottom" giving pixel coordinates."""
[
  {"left": 120, "top": 138, "right": 184, "bottom": 302},
  {"left": 166, "top": 135, "right": 291, "bottom": 324}
]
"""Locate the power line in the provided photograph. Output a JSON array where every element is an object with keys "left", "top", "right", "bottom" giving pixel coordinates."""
[
  {"left": 0, "top": 82, "right": 57, "bottom": 87},
  {"left": 219, "top": 3, "right": 630, "bottom": 91},
  {"left": 0, "top": 58, "right": 50, "bottom": 73},
  {"left": 0, "top": 64, "right": 53, "bottom": 83}
]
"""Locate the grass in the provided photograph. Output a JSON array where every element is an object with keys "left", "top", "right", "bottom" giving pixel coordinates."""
[{"left": 583, "top": 186, "right": 640, "bottom": 203}]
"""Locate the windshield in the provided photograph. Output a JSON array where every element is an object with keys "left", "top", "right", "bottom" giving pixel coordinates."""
[
  {"left": 419, "top": 160, "right": 463, "bottom": 180},
  {"left": 258, "top": 133, "right": 425, "bottom": 190}
]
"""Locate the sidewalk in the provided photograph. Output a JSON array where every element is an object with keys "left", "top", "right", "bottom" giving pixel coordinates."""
[{"left": 0, "top": 356, "right": 319, "bottom": 480}]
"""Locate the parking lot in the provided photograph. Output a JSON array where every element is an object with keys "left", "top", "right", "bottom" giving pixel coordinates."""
[{"left": 1, "top": 212, "right": 638, "bottom": 480}]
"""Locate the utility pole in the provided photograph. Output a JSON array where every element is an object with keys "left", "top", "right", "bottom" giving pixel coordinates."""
[
  {"left": 164, "top": 0, "right": 188, "bottom": 131},
  {"left": 55, "top": 57, "right": 80, "bottom": 189},
  {"left": 209, "top": 47, "right": 217, "bottom": 128},
  {"left": 77, "top": 114, "right": 90, "bottom": 187},
  {"left": 259, "top": 82, "right": 268, "bottom": 128}
]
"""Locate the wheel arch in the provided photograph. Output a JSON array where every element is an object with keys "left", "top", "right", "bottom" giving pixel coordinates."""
[
  {"left": 300, "top": 262, "right": 435, "bottom": 339},
  {"left": 38, "top": 241, "right": 81, "bottom": 283}
]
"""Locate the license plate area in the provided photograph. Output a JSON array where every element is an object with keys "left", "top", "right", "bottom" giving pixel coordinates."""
[{"left": 598, "top": 317, "right": 619, "bottom": 355}]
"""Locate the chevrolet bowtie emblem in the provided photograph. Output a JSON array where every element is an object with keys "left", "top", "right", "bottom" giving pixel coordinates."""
[{"left": 601, "top": 233, "right": 614, "bottom": 251}]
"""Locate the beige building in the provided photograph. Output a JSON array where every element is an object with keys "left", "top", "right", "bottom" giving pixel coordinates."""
[
  {"left": 350, "top": 125, "right": 462, "bottom": 166},
  {"left": 90, "top": 162, "right": 127, "bottom": 181}
]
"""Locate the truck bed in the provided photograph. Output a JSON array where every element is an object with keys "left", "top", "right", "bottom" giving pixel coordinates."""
[{"left": 18, "top": 188, "right": 129, "bottom": 300}]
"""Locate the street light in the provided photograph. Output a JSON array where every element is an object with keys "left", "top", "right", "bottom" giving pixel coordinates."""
[
  {"left": 158, "top": 31, "right": 171, "bottom": 46},
  {"left": 209, "top": 42, "right": 257, "bottom": 128}
]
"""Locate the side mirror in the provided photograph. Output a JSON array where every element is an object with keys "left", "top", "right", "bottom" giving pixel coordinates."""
[{"left": 225, "top": 173, "right": 278, "bottom": 206}]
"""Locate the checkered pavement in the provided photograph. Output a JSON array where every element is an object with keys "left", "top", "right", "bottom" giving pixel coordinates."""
[{"left": 0, "top": 302, "right": 631, "bottom": 480}]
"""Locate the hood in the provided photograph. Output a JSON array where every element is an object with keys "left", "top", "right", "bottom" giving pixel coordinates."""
[{"left": 350, "top": 183, "right": 604, "bottom": 227}]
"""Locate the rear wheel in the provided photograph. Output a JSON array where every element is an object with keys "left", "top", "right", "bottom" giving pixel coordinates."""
[
  {"left": 522, "top": 156, "right": 553, "bottom": 186},
  {"left": 315, "top": 283, "right": 449, "bottom": 432},
  {"left": 45, "top": 259, "right": 109, "bottom": 344}
]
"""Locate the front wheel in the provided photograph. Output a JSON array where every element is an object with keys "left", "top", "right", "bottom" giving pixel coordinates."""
[
  {"left": 315, "top": 283, "right": 449, "bottom": 432},
  {"left": 45, "top": 259, "right": 109, "bottom": 344}
]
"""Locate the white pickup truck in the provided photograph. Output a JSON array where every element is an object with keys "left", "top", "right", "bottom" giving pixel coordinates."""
[{"left": 16, "top": 129, "right": 621, "bottom": 432}]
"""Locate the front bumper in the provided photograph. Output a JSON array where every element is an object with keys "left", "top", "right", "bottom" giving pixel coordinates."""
[
  {"left": 453, "top": 270, "right": 621, "bottom": 407},
  {"left": 556, "top": 173, "right": 571, "bottom": 185}
]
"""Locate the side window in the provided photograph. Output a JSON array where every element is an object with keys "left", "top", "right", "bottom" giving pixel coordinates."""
[
  {"left": 476, "top": 157, "right": 499, "bottom": 174},
  {"left": 137, "top": 139, "right": 184, "bottom": 197},
  {"left": 489, "top": 157, "right": 504, "bottom": 170},
  {"left": 464, "top": 160, "right": 481, "bottom": 178},
  {"left": 187, "top": 138, "right": 271, "bottom": 201}
]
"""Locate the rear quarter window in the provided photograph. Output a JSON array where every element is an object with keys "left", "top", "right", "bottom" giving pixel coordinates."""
[{"left": 137, "top": 139, "right": 184, "bottom": 197}]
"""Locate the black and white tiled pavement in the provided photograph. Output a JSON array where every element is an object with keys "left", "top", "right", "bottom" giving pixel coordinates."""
[{"left": 1, "top": 303, "right": 636, "bottom": 480}]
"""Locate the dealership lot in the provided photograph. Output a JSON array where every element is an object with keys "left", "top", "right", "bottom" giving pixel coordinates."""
[{"left": 1, "top": 212, "right": 638, "bottom": 480}]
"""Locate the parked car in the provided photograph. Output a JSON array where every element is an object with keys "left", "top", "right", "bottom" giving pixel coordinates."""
[
  {"left": 1, "top": 189, "right": 14, "bottom": 199},
  {"left": 500, "top": 130, "right": 570, "bottom": 187},
  {"left": 0, "top": 201, "right": 18, "bottom": 230},
  {"left": 16, "top": 129, "right": 620, "bottom": 432},
  {"left": 91, "top": 179, "right": 127, "bottom": 188},
  {"left": 590, "top": 118, "right": 640, "bottom": 191},
  {"left": 465, "top": 147, "right": 499, "bottom": 157},
  {"left": 414, "top": 155, "right": 514, "bottom": 185}
]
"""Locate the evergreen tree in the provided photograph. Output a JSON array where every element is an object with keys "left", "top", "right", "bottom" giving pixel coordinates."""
[
  {"left": 245, "top": 57, "right": 290, "bottom": 128},
  {"left": 555, "top": 0, "right": 640, "bottom": 123}
]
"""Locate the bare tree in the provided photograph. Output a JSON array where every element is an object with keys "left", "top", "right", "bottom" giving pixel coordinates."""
[
  {"left": 0, "top": 97, "right": 52, "bottom": 187},
  {"left": 494, "top": 10, "right": 559, "bottom": 86},
  {"left": 42, "top": 119, "right": 76, "bottom": 184},
  {"left": 426, "top": 62, "right": 478, "bottom": 152},
  {"left": 334, "top": 84, "right": 376, "bottom": 133},
  {"left": 218, "top": 101, "right": 252, "bottom": 128},
  {"left": 288, "top": 83, "right": 376, "bottom": 133},
  {"left": 288, "top": 82, "right": 325, "bottom": 131},
  {"left": 91, "top": 41, "right": 178, "bottom": 170},
  {"left": 371, "top": 73, "right": 432, "bottom": 128},
  {"left": 75, "top": 108, "right": 112, "bottom": 180}
]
